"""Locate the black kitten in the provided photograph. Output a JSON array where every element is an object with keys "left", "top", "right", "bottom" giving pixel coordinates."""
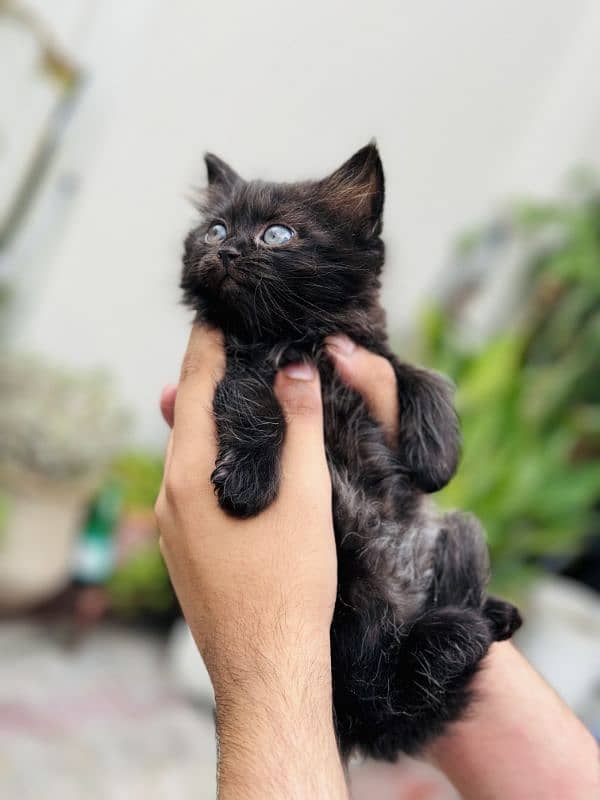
[{"left": 181, "top": 144, "right": 521, "bottom": 759}]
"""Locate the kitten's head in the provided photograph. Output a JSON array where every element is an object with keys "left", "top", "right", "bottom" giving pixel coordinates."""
[{"left": 181, "top": 143, "right": 385, "bottom": 340}]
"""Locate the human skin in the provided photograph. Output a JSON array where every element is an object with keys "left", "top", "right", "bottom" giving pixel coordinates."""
[
  {"left": 155, "top": 324, "right": 348, "bottom": 799},
  {"left": 156, "top": 327, "right": 600, "bottom": 799}
]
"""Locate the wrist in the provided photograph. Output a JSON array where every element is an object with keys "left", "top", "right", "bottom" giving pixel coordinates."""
[
  {"left": 427, "top": 642, "right": 600, "bottom": 800},
  {"left": 214, "top": 634, "right": 348, "bottom": 799},
  {"left": 204, "top": 601, "right": 334, "bottom": 699},
  {"left": 213, "top": 626, "right": 333, "bottom": 722}
]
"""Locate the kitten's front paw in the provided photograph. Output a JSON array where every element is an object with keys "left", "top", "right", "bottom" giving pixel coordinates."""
[
  {"left": 211, "top": 450, "right": 279, "bottom": 518},
  {"left": 393, "top": 363, "right": 461, "bottom": 492}
]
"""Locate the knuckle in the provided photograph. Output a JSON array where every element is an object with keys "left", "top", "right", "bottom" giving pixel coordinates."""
[
  {"left": 164, "top": 466, "right": 196, "bottom": 504},
  {"left": 275, "top": 375, "right": 322, "bottom": 420},
  {"left": 282, "top": 393, "right": 321, "bottom": 419},
  {"left": 154, "top": 493, "right": 166, "bottom": 521},
  {"left": 179, "top": 350, "right": 204, "bottom": 383}
]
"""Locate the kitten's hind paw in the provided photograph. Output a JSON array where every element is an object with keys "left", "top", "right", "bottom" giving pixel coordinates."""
[
  {"left": 211, "top": 450, "right": 279, "bottom": 518},
  {"left": 484, "top": 596, "right": 523, "bottom": 641}
]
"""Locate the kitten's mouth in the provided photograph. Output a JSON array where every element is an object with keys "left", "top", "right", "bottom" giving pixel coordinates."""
[
  {"left": 215, "top": 271, "right": 246, "bottom": 298},
  {"left": 218, "top": 272, "right": 238, "bottom": 288},
  {"left": 201, "top": 258, "right": 249, "bottom": 299}
]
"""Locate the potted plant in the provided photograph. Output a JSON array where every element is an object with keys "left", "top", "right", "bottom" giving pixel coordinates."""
[{"left": 0, "top": 352, "right": 128, "bottom": 610}]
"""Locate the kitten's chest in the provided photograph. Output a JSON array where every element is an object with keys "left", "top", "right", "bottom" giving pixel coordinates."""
[{"left": 224, "top": 337, "right": 386, "bottom": 464}]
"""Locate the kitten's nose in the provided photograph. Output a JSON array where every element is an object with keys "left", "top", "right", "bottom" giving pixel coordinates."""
[{"left": 217, "top": 246, "right": 241, "bottom": 267}]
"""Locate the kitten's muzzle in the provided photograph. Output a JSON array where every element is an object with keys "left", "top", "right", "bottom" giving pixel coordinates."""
[{"left": 217, "top": 246, "right": 241, "bottom": 269}]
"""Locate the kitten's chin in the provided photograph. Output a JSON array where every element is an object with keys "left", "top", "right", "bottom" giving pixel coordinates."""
[
  {"left": 216, "top": 275, "right": 245, "bottom": 302},
  {"left": 197, "top": 267, "right": 245, "bottom": 304},
  {"left": 194, "top": 278, "right": 252, "bottom": 331}
]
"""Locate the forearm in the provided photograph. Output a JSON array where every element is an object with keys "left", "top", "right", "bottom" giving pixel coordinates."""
[
  {"left": 214, "top": 630, "right": 349, "bottom": 800},
  {"left": 428, "top": 642, "right": 600, "bottom": 800}
]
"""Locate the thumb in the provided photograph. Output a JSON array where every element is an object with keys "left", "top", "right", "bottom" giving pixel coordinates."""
[{"left": 273, "top": 362, "right": 330, "bottom": 504}]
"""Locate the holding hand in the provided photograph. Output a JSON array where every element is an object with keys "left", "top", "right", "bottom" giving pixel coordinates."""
[
  {"left": 156, "top": 328, "right": 599, "bottom": 800},
  {"left": 155, "top": 327, "right": 402, "bottom": 799}
]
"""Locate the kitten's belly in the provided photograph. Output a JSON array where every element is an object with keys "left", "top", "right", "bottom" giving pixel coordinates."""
[{"left": 322, "top": 372, "right": 438, "bottom": 621}]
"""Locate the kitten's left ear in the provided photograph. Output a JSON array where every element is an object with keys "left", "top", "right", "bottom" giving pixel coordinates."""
[
  {"left": 204, "top": 153, "right": 243, "bottom": 191},
  {"left": 321, "top": 142, "right": 385, "bottom": 234}
]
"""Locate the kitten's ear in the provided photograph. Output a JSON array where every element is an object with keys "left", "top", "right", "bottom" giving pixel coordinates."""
[
  {"left": 204, "top": 153, "right": 242, "bottom": 191},
  {"left": 321, "top": 142, "right": 384, "bottom": 233}
]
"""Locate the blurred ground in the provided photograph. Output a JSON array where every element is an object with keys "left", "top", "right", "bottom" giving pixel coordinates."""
[
  {"left": 0, "top": 622, "right": 217, "bottom": 799},
  {"left": 0, "top": 620, "right": 458, "bottom": 799}
]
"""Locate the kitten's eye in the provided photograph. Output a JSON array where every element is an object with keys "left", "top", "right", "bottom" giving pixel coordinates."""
[
  {"left": 262, "top": 224, "right": 294, "bottom": 246},
  {"left": 205, "top": 223, "right": 227, "bottom": 243}
]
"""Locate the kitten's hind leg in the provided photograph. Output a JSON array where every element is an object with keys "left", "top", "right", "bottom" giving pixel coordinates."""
[
  {"left": 368, "top": 516, "right": 521, "bottom": 756},
  {"left": 334, "top": 604, "right": 493, "bottom": 760},
  {"left": 334, "top": 511, "right": 522, "bottom": 760},
  {"left": 430, "top": 510, "right": 522, "bottom": 641},
  {"left": 211, "top": 370, "right": 284, "bottom": 518}
]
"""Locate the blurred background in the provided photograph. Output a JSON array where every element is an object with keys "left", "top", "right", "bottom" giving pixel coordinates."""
[{"left": 1, "top": 1, "right": 599, "bottom": 797}]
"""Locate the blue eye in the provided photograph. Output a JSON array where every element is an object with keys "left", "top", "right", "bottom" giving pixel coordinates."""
[
  {"left": 262, "top": 224, "right": 294, "bottom": 246},
  {"left": 205, "top": 222, "right": 227, "bottom": 243}
]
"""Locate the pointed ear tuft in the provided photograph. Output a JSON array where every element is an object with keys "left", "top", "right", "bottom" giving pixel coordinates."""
[
  {"left": 321, "top": 142, "right": 384, "bottom": 233},
  {"left": 204, "top": 153, "right": 242, "bottom": 190}
]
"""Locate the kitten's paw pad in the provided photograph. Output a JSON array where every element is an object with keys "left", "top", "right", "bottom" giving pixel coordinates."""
[
  {"left": 211, "top": 454, "right": 278, "bottom": 518},
  {"left": 484, "top": 596, "right": 522, "bottom": 641}
]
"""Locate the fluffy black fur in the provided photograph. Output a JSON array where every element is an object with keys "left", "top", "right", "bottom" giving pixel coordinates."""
[{"left": 180, "top": 143, "right": 522, "bottom": 759}]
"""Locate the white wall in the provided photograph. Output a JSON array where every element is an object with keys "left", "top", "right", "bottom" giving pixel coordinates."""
[{"left": 8, "top": 0, "right": 600, "bottom": 446}]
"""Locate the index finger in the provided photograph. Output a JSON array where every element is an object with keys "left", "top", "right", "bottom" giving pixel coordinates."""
[
  {"left": 171, "top": 324, "right": 225, "bottom": 475},
  {"left": 325, "top": 335, "right": 399, "bottom": 443}
]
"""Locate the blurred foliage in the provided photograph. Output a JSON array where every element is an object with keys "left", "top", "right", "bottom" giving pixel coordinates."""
[
  {"left": 422, "top": 187, "right": 600, "bottom": 596},
  {"left": 0, "top": 353, "right": 129, "bottom": 481},
  {"left": 105, "top": 451, "right": 176, "bottom": 621},
  {"left": 108, "top": 544, "right": 174, "bottom": 622},
  {"left": 110, "top": 452, "right": 164, "bottom": 511}
]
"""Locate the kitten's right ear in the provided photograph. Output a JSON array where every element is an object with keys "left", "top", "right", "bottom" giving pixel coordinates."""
[
  {"left": 204, "top": 153, "right": 242, "bottom": 190},
  {"left": 320, "top": 142, "right": 384, "bottom": 234}
]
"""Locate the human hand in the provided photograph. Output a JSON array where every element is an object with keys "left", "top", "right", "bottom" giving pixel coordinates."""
[
  {"left": 160, "top": 332, "right": 599, "bottom": 800},
  {"left": 156, "top": 331, "right": 400, "bottom": 693},
  {"left": 319, "top": 341, "right": 600, "bottom": 800},
  {"left": 156, "top": 331, "right": 399, "bottom": 671},
  {"left": 323, "top": 338, "right": 600, "bottom": 799},
  {"left": 156, "top": 329, "right": 398, "bottom": 797},
  {"left": 155, "top": 325, "right": 344, "bottom": 798}
]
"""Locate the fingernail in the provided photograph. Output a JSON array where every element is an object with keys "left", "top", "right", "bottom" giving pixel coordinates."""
[
  {"left": 282, "top": 362, "right": 315, "bottom": 381},
  {"left": 326, "top": 335, "right": 356, "bottom": 357}
]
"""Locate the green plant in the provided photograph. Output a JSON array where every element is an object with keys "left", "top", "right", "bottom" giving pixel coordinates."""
[
  {"left": 110, "top": 452, "right": 164, "bottom": 511},
  {"left": 105, "top": 451, "right": 175, "bottom": 620},
  {"left": 421, "top": 184, "right": 600, "bottom": 596},
  {"left": 108, "top": 544, "right": 174, "bottom": 620}
]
